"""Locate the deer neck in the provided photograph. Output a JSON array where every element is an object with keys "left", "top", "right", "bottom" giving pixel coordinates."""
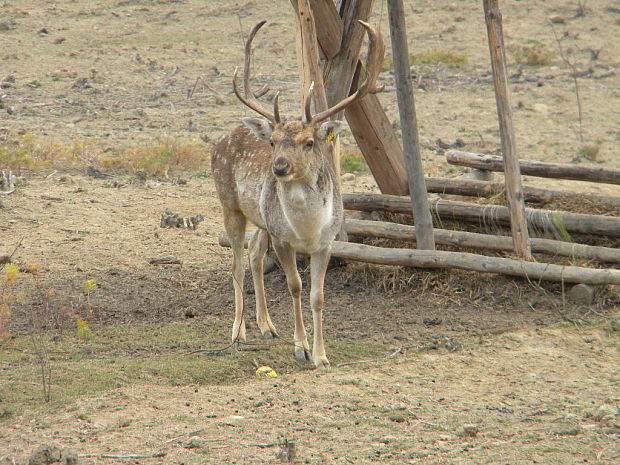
[{"left": 266, "top": 163, "right": 340, "bottom": 251}]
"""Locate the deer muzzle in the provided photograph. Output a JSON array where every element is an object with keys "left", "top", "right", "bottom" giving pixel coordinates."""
[{"left": 272, "top": 157, "right": 291, "bottom": 178}]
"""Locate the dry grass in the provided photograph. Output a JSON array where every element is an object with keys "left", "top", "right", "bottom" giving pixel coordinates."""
[
  {"left": 0, "top": 134, "right": 208, "bottom": 176},
  {"left": 510, "top": 41, "right": 555, "bottom": 66}
]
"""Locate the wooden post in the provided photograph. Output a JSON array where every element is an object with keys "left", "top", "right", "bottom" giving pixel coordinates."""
[
  {"left": 294, "top": 0, "right": 409, "bottom": 195},
  {"left": 387, "top": 0, "right": 435, "bottom": 250},
  {"left": 483, "top": 0, "right": 532, "bottom": 260}
]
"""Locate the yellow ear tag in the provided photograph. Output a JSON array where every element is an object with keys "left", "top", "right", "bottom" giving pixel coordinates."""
[{"left": 326, "top": 130, "right": 336, "bottom": 144}]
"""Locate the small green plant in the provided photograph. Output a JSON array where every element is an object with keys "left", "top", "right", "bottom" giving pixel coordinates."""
[
  {"left": 411, "top": 50, "right": 467, "bottom": 66},
  {"left": 511, "top": 42, "right": 555, "bottom": 66},
  {"left": 27, "top": 80, "right": 43, "bottom": 88},
  {"left": 340, "top": 152, "right": 368, "bottom": 174},
  {"left": 76, "top": 318, "right": 93, "bottom": 340},
  {"left": 576, "top": 143, "right": 600, "bottom": 161},
  {"left": 0, "top": 263, "right": 20, "bottom": 341}
]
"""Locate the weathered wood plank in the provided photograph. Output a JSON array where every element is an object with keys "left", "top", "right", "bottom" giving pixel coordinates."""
[
  {"left": 483, "top": 0, "right": 532, "bottom": 260},
  {"left": 343, "top": 193, "right": 620, "bottom": 237},
  {"left": 218, "top": 231, "right": 620, "bottom": 285},
  {"left": 387, "top": 0, "right": 435, "bottom": 249},
  {"left": 345, "top": 218, "right": 620, "bottom": 263},
  {"left": 447, "top": 150, "right": 620, "bottom": 185},
  {"left": 424, "top": 177, "right": 620, "bottom": 208}
]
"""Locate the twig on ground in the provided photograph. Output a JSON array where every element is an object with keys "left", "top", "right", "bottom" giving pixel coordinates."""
[
  {"left": 336, "top": 344, "right": 414, "bottom": 368},
  {"left": 79, "top": 452, "right": 166, "bottom": 459}
]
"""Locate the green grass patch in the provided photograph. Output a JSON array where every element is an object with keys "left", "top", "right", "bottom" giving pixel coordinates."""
[
  {"left": 576, "top": 143, "right": 601, "bottom": 162},
  {"left": 340, "top": 152, "right": 368, "bottom": 174},
  {"left": 411, "top": 50, "right": 467, "bottom": 66},
  {"left": 0, "top": 319, "right": 387, "bottom": 421}
]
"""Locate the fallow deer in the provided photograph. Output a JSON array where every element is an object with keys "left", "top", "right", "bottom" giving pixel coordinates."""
[{"left": 211, "top": 20, "right": 384, "bottom": 368}]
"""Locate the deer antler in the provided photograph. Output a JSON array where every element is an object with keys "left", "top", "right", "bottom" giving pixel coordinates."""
[
  {"left": 233, "top": 20, "right": 281, "bottom": 124},
  {"left": 307, "top": 20, "right": 385, "bottom": 124}
]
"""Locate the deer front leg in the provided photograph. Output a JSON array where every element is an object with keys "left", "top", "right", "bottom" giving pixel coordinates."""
[
  {"left": 249, "top": 229, "right": 278, "bottom": 338},
  {"left": 310, "top": 248, "right": 331, "bottom": 369},
  {"left": 272, "top": 240, "right": 311, "bottom": 362},
  {"left": 224, "top": 211, "right": 247, "bottom": 344}
]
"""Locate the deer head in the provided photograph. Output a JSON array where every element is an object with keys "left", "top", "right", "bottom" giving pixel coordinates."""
[{"left": 232, "top": 19, "right": 384, "bottom": 182}]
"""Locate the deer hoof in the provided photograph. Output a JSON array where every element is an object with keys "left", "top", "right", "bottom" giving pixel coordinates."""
[
  {"left": 262, "top": 329, "right": 279, "bottom": 339},
  {"left": 314, "top": 356, "right": 331, "bottom": 370},
  {"left": 295, "top": 347, "right": 312, "bottom": 362}
]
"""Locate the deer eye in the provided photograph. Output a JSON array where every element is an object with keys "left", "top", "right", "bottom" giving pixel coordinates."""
[{"left": 305, "top": 140, "right": 314, "bottom": 150}]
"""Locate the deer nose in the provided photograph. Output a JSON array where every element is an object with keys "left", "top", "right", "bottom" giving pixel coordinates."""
[{"left": 272, "top": 157, "right": 291, "bottom": 177}]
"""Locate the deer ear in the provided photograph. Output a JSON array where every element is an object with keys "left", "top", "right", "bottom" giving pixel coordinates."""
[
  {"left": 242, "top": 117, "right": 273, "bottom": 141},
  {"left": 317, "top": 121, "right": 345, "bottom": 142}
]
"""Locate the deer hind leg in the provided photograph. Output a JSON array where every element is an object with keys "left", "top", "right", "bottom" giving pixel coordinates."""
[
  {"left": 249, "top": 229, "right": 278, "bottom": 338},
  {"left": 224, "top": 210, "right": 247, "bottom": 344},
  {"left": 272, "top": 240, "right": 311, "bottom": 362},
  {"left": 309, "top": 249, "right": 331, "bottom": 369}
]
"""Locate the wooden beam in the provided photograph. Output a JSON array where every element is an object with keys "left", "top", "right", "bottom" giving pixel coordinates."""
[
  {"left": 424, "top": 177, "right": 620, "bottom": 208},
  {"left": 447, "top": 150, "right": 620, "bottom": 185},
  {"left": 218, "top": 231, "right": 620, "bottom": 285},
  {"left": 322, "top": 0, "right": 374, "bottom": 112},
  {"left": 309, "top": 1, "right": 409, "bottom": 195},
  {"left": 344, "top": 218, "right": 620, "bottom": 263},
  {"left": 343, "top": 193, "right": 620, "bottom": 237},
  {"left": 387, "top": 0, "right": 435, "bottom": 250},
  {"left": 290, "top": 0, "right": 343, "bottom": 60},
  {"left": 483, "top": 0, "right": 532, "bottom": 260}
]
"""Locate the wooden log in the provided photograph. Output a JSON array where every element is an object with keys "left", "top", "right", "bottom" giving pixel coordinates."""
[
  {"left": 218, "top": 231, "right": 620, "bottom": 285},
  {"left": 291, "top": 0, "right": 343, "bottom": 59},
  {"left": 343, "top": 193, "right": 620, "bottom": 237},
  {"left": 307, "top": 1, "right": 409, "bottom": 195},
  {"left": 447, "top": 150, "right": 620, "bottom": 185},
  {"left": 344, "top": 218, "right": 620, "bottom": 263},
  {"left": 387, "top": 0, "right": 435, "bottom": 250},
  {"left": 424, "top": 177, "right": 620, "bottom": 208},
  {"left": 483, "top": 0, "right": 532, "bottom": 260},
  {"left": 322, "top": 0, "right": 374, "bottom": 115}
]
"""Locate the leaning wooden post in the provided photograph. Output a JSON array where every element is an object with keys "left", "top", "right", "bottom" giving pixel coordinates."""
[
  {"left": 387, "top": 0, "right": 435, "bottom": 250},
  {"left": 483, "top": 0, "right": 532, "bottom": 260},
  {"left": 295, "top": 0, "right": 347, "bottom": 240}
]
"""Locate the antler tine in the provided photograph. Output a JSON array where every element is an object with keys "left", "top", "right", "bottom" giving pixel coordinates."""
[
  {"left": 303, "top": 81, "right": 315, "bottom": 123},
  {"left": 273, "top": 91, "right": 281, "bottom": 123},
  {"left": 233, "top": 20, "right": 277, "bottom": 123},
  {"left": 233, "top": 67, "right": 276, "bottom": 122},
  {"left": 310, "top": 20, "right": 385, "bottom": 124}
]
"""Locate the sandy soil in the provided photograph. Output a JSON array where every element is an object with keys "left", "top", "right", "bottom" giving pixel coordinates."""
[{"left": 1, "top": 1, "right": 619, "bottom": 463}]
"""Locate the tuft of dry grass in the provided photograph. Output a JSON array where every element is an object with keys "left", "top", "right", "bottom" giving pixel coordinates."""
[
  {"left": 0, "top": 133, "right": 209, "bottom": 176},
  {"left": 510, "top": 42, "right": 555, "bottom": 66}
]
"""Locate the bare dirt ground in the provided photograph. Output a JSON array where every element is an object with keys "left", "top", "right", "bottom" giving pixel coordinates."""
[{"left": 1, "top": 1, "right": 619, "bottom": 464}]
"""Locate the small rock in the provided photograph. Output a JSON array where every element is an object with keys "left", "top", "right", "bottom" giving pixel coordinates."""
[
  {"left": 148, "top": 256, "right": 182, "bottom": 265},
  {"left": 54, "top": 37, "right": 66, "bottom": 44},
  {"left": 532, "top": 103, "right": 550, "bottom": 115},
  {"left": 183, "top": 437, "right": 205, "bottom": 449},
  {"left": 548, "top": 15, "right": 565, "bottom": 24},
  {"left": 28, "top": 444, "right": 77, "bottom": 465},
  {"left": 551, "top": 424, "right": 582, "bottom": 436},
  {"left": 568, "top": 283, "right": 595, "bottom": 305},
  {"left": 422, "top": 317, "right": 442, "bottom": 326},
  {"left": 341, "top": 173, "right": 355, "bottom": 182},
  {"left": 38, "top": 27, "right": 49, "bottom": 35},
  {"left": 457, "top": 424, "right": 479, "bottom": 437}
]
